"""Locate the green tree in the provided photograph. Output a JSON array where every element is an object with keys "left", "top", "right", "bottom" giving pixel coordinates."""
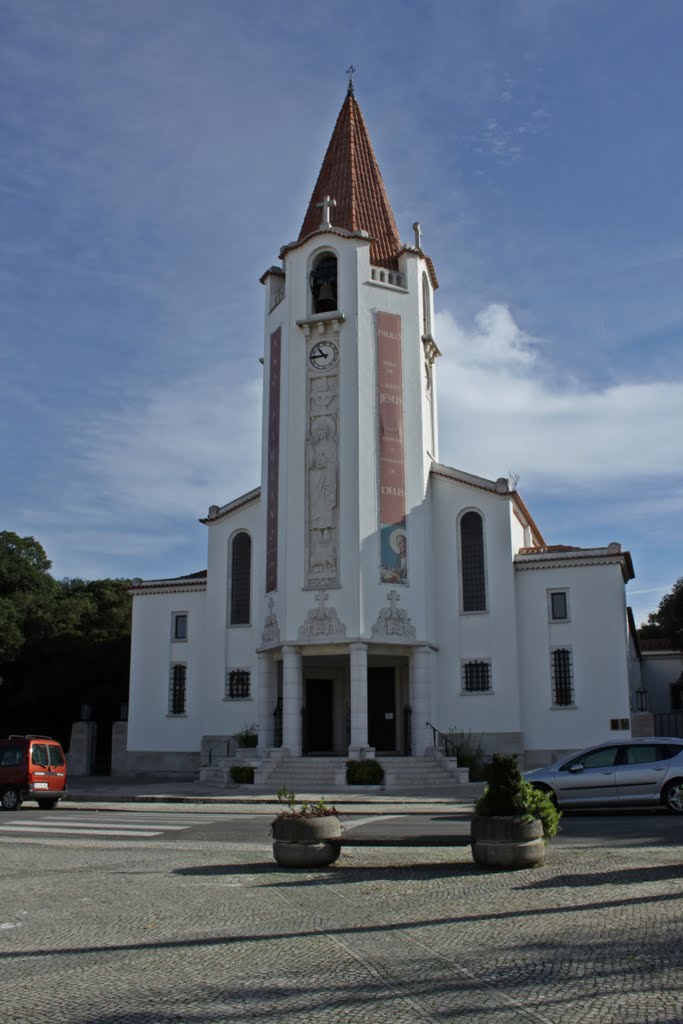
[
  {"left": 640, "top": 578, "right": 683, "bottom": 649},
  {"left": 0, "top": 533, "right": 132, "bottom": 758},
  {"left": 0, "top": 532, "right": 58, "bottom": 661}
]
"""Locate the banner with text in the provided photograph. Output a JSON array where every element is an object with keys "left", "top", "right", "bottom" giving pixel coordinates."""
[{"left": 377, "top": 311, "right": 408, "bottom": 585}]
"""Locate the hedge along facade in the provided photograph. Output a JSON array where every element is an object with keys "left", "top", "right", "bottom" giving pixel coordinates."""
[{"left": 126, "top": 86, "right": 639, "bottom": 774}]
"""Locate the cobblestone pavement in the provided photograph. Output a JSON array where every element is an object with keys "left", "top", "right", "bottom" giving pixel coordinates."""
[{"left": 1, "top": 835, "right": 682, "bottom": 1023}]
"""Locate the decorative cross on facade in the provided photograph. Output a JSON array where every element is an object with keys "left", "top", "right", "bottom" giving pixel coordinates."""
[
  {"left": 314, "top": 590, "right": 329, "bottom": 616},
  {"left": 387, "top": 590, "right": 400, "bottom": 613},
  {"left": 317, "top": 195, "right": 337, "bottom": 230},
  {"left": 267, "top": 596, "right": 275, "bottom": 615}
]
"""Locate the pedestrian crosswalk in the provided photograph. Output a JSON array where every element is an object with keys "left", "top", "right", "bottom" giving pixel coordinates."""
[{"left": 0, "top": 809, "right": 232, "bottom": 842}]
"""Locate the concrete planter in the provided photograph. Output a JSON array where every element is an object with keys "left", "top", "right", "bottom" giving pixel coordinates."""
[
  {"left": 471, "top": 815, "right": 545, "bottom": 869},
  {"left": 271, "top": 815, "right": 342, "bottom": 868}
]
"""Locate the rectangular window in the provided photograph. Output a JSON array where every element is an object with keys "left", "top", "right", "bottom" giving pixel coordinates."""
[
  {"left": 462, "top": 660, "right": 491, "bottom": 693},
  {"left": 551, "top": 648, "right": 574, "bottom": 706},
  {"left": 173, "top": 613, "right": 188, "bottom": 641},
  {"left": 169, "top": 664, "right": 187, "bottom": 715},
  {"left": 549, "top": 590, "right": 568, "bottom": 621},
  {"left": 226, "top": 669, "right": 251, "bottom": 700}
]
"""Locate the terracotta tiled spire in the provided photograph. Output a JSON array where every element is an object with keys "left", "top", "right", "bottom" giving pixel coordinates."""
[{"left": 298, "top": 86, "right": 402, "bottom": 269}]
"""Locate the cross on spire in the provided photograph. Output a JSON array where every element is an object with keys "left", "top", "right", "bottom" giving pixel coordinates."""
[
  {"left": 346, "top": 65, "right": 356, "bottom": 96},
  {"left": 316, "top": 194, "right": 337, "bottom": 230}
]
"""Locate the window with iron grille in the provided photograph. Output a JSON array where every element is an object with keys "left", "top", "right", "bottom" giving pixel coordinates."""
[
  {"left": 227, "top": 669, "right": 251, "bottom": 700},
  {"left": 462, "top": 660, "right": 491, "bottom": 693},
  {"left": 169, "top": 663, "right": 187, "bottom": 715},
  {"left": 460, "top": 511, "right": 486, "bottom": 612},
  {"left": 551, "top": 648, "right": 574, "bottom": 706},
  {"left": 230, "top": 532, "right": 252, "bottom": 625}
]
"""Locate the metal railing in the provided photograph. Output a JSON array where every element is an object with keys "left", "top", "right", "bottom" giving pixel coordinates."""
[
  {"left": 204, "top": 741, "right": 229, "bottom": 767},
  {"left": 403, "top": 705, "right": 412, "bottom": 755},
  {"left": 425, "top": 721, "right": 457, "bottom": 758}
]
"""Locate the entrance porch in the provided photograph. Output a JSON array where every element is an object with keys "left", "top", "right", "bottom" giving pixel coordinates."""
[{"left": 256, "top": 642, "right": 434, "bottom": 759}]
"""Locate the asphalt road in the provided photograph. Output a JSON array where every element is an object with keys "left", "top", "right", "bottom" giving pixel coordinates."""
[{"left": 2, "top": 804, "right": 682, "bottom": 848}]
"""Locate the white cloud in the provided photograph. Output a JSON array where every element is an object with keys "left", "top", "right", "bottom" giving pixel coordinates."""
[
  {"left": 75, "top": 365, "right": 263, "bottom": 520},
  {"left": 436, "top": 306, "right": 683, "bottom": 485}
]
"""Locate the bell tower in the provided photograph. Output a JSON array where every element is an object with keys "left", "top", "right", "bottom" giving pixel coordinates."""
[{"left": 257, "top": 81, "right": 440, "bottom": 757}]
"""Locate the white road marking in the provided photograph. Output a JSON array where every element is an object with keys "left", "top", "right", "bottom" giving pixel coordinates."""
[
  {"left": 0, "top": 824, "right": 164, "bottom": 837},
  {"left": 342, "top": 814, "right": 403, "bottom": 831}
]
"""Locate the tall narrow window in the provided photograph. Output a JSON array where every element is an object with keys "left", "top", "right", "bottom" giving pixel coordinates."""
[
  {"left": 552, "top": 648, "right": 574, "bottom": 706},
  {"left": 172, "top": 612, "right": 187, "bottom": 640},
  {"left": 422, "top": 272, "right": 431, "bottom": 336},
  {"left": 460, "top": 511, "right": 486, "bottom": 612},
  {"left": 169, "top": 664, "right": 187, "bottom": 715},
  {"left": 230, "top": 532, "right": 251, "bottom": 625}
]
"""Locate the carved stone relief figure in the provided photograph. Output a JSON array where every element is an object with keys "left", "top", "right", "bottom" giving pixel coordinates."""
[{"left": 307, "top": 369, "right": 339, "bottom": 585}]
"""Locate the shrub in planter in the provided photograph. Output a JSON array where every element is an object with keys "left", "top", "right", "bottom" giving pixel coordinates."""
[
  {"left": 446, "top": 729, "right": 486, "bottom": 780},
  {"left": 229, "top": 765, "right": 255, "bottom": 784},
  {"left": 471, "top": 753, "right": 560, "bottom": 869},
  {"left": 234, "top": 724, "right": 258, "bottom": 748},
  {"left": 345, "top": 759, "right": 384, "bottom": 785},
  {"left": 270, "top": 788, "right": 342, "bottom": 867}
]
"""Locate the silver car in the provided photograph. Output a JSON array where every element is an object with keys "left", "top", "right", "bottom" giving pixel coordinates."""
[{"left": 524, "top": 738, "right": 683, "bottom": 813}]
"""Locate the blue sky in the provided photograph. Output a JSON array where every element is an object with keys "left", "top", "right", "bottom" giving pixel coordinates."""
[{"left": 1, "top": 0, "right": 681, "bottom": 627}]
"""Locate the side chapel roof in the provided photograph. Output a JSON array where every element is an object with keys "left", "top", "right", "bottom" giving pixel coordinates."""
[{"left": 297, "top": 84, "right": 402, "bottom": 270}]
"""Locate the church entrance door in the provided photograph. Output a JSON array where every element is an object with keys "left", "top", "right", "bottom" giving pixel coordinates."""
[
  {"left": 303, "top": 678, "right": 334, "bottom": 754},
  {"left": 368, "top": 667, "right": 396, "bottom": 752}
]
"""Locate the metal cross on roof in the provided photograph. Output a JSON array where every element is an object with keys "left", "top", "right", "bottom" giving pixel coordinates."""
[
  {"left": 346, "top": 65, "right": 356, "bottom": 95},
  {"left": 317, "top": 194, "right": 337, "bottom": 230}
]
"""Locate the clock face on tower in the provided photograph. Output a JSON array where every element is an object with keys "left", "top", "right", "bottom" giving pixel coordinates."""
[{"left": 309, "top": 341, "right": 339, "bottom": 370}]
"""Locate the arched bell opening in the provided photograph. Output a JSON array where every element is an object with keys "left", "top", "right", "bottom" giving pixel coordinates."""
[{"left": 310, "top": 252, "right": 338, "bottom": 314}]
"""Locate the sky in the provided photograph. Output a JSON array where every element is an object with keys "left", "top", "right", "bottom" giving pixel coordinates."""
[{"left": 1, "top": 0, "right": 681, "bottom": 628}]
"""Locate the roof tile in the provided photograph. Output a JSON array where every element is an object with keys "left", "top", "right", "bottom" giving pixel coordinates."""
[{"left": 298, "top": 88, "right": 401, "bottom": 269}]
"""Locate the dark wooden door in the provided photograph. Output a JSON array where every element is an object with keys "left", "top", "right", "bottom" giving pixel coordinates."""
[
  {"left": 368, "top": 668, "right": 396, "bottom": 751},
  {"left": 305, "top": 679, "right": 334, "bottom": 753}
]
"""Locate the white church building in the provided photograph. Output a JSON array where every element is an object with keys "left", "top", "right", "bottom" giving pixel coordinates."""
[{"left": 126, "top": 85, "right": 640, "bottom": 781}]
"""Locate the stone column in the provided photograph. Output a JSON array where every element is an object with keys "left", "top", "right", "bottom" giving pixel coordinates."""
[
  {"left": 282, "top": 645, "right": 303, "bottom": 756},
  {"left": 348, "top": 642, "right": 374, "bottom": 758},
  {"left": 256, "top": 651, "right": 278, "bottom": 752},
  {"left": 410, "top": 645, "right": 433, "bottom": 756}
]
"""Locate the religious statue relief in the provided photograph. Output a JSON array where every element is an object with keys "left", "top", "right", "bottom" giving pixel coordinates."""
[{"left": 305, "top": 345, "right": 340, "bottom": 586}]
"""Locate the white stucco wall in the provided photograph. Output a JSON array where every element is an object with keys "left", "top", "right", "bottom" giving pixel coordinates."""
[
  {"left": 429, "top": 472, "right": 523, "bottom": 744},
  {"left": 640, "top": 652, "right": 683, "bottom": 713},
  {"left": 127, "top": 587, "right": 207, "bottom": 755},
  {"left": 515, "top": 559, "right": 631, "bottom": 762}
]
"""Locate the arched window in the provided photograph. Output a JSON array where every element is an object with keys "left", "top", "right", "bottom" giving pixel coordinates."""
[
  {"left": 422, "top": 272, "right": 431, "bottom": 336},
  {"left": 310, "top": 252, "right": 338, "bottom": 314},
  {"left": 460, "top": 511, "right": 486, "bottom": 612},
  {"left": 230, "top": 532, "right": 251, "bottom": 625}
]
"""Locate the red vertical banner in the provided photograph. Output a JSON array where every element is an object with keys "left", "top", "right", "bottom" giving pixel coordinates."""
[
  {"left": 377, "top": 312, "right": 408, "bottom": 584},
  {"left": 265, "top": 328, "right": 281, "bottom": 593}
]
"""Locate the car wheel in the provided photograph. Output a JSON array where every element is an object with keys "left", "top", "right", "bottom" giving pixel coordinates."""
[
  {"left": 663, "top": 779, "right": 683, "bottom": 814},
  {"left": 37, "top": 799, "right": 59, "bottom": 810},
  {"left": 1, "top": 788, "right": 22, "bottom": 811}
]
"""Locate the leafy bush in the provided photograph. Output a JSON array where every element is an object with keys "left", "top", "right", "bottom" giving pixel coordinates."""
[
  {"left": 475, "top": 753, "right": 560, "bottom": 841},
  {"left": 229, "top": 765, "right": 254, "bottom": 784},
  {"left": 345, "top": 758, "right": 384, "bottom": 785},
  {"left": 275, "top": 787, "right": 339, "bottom": 819},
  {"left": 447, "top": 729, "right": 486, "bottom": 779},
  {"left": 234, "top": 723, "right": 258, "bottom": 748}
]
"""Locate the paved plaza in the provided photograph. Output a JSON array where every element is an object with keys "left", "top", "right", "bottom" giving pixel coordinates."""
[{"left": 1, "top": 811, "right": 682, "bottom": 1024}]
